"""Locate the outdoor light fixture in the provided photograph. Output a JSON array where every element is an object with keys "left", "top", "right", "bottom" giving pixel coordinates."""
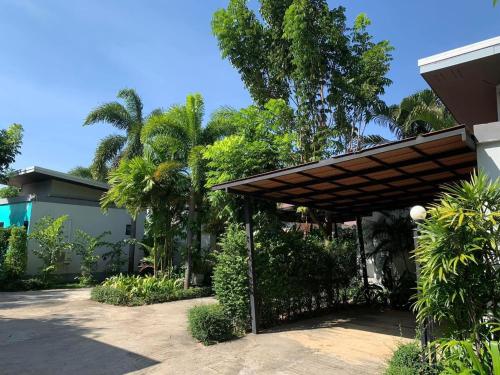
[{"left": 410, "top": 205, "right": 427, "bottom": 222}]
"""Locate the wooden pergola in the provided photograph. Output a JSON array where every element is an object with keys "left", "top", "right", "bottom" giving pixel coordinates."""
[{"left": 212, "top": 125, "right": 477, "bottom": 333}]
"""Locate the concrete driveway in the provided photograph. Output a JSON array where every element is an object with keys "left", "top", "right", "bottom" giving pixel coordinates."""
[{"left": 0, "top": 289, "right": 414, "bottom": 374}]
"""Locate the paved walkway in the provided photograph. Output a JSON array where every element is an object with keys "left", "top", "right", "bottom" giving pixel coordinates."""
[{"left": 0, "top": 289, "right": 414, "bottom": 374}]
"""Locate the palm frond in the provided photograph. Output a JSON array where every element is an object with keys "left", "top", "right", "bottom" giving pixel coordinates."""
[
  {"left": 67, "top": 166, "right": 94, "bottom": 180},
  {"left": 91, "top": 134, "right": 127, "bottom": 181},
  {"left": 185, "top": 94, "right": 205, "bottom": 142},
  {"left": 361, "top": 134, "right": 389, "bottom": 148},
  {"left": 203, "top": 107, "right": 238, "bottom": 144},
  {"left": 83, "top": 102, "right": 131, "bottom": 130},
  {"left": 117, "top": 88, "right": 143, "bottom": 123}
]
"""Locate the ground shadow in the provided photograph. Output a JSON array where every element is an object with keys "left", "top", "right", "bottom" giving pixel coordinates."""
[
  {"left": 261, "top": 305, "right": 415, "bottom": 339},
  {"left": 0, "top": 289, "right": 86, "bottom": 310},
  {"left": 0, "top": 316, "right": 160, "bottom": 375}
]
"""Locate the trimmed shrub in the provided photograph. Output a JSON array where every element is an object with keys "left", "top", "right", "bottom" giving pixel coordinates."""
[
  {"left": 188, "top": 304, "right": 233, "bottom": 345},
  {"left": 0, "top": 227, "right": 11, "bottom": 264},
  {"left": 213, "top": 223, "right": 359, "bottom": 330},
  {"left": 385, "top": 343, "right": 438, "bottom": 375},
  {"left": 3, "top": 226, "right": 27, "bottom": 278}
]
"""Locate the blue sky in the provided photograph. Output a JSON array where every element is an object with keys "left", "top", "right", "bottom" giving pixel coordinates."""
[{"left": 0, "top": 0, "right": 498, "bottom": 172}]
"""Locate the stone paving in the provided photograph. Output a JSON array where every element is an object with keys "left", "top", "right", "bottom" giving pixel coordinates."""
[{"left": 0, "top": 289, "right": 414, "bottom": 374}]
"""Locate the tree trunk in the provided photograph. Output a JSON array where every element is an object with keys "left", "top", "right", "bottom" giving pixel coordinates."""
[
  {"left": 184, "top": 190, "right": 195, "bottom": 289},
  {"left": 127, "top": 217, "right": 137, "bottom": 274}
]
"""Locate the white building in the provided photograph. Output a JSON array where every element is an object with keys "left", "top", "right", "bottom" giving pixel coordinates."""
[{"left": 1, "top": 166, "right": 145, "bottom": 278}]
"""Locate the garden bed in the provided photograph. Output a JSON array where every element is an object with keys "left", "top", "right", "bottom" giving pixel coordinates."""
[{"left": 90, "top": 275, "right": 212, "bottom": 306}]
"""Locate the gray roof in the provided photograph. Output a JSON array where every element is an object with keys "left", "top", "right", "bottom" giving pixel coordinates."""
[
  {"left": 419, "top": 36, "right": 500, "bottom": 127},
  {"left": 9, "top": 166, "right": 109, "bottom": 191}
]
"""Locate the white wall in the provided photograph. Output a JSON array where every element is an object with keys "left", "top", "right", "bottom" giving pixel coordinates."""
[
  {"left": 26, "top": 201, "right": 145, "bottom": 276},
  {"left": 475, "top": 122, "right": 500, "bottom": 180}
]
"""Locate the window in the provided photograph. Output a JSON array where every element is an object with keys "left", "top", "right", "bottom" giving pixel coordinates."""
[
  {"left": 0, "top": 222, "right": 4, "bottom": 228},
  {"left": 23, "top": 221, "right": 29, "bottom": 229},
  {"left": 125, "top": 224, "right": 131, "bottom": 235}
]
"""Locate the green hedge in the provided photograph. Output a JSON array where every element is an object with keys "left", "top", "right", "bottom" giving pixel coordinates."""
[
  {"left": 385, "top": 343, "right": 438, "bottom": 375},
  {"left": 214, "top": 224, "right": 359, "bottom": 329},
  {"left": 3, "top": 227, "right": 27, "bottom": 278},
  {"left": 0, "top": 227, "right": 11, "bottom": 265},
  {"left": 91, "top": 284, "right": 212, "bottom": 306},
  {"left": 188, "top": 304, "right": 233, "bottom": 345}
]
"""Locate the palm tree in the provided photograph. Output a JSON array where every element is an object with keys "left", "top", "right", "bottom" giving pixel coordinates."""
[
  {"left": 68, "top": 166, "right": 94, "bottom": 180},
  {"left": 84, "top": 88, "right": 160, "bottom": 273},
  {"left": 102, "top": 156, "right": 189, "bottom": 276},
  {"left": 142, "top": 93, "right": 235, "bottom": 288},
  {"left": 378, "top": 89, "right": 455, "bottom": 140}
]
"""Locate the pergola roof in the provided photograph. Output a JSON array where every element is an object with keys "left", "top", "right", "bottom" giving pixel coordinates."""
[{"left": 212, "top": 126, "right": 477, "bottom": 221}]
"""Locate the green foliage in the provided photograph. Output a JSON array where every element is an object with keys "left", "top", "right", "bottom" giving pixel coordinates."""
[
  {"left": 188, "top": 304, "right": 234, "bottom": 345},
  {"left": 213, "top": 225, "right": 249, "bottom": 326},
  {"left": 0, "top": 186, "right": 20, "bottom": 198},
  {"left": 204, "top": 100, "right": 298, "bottom": 223},
  {"left": 101, "top": 241, "right": 126, "bottom": 276},
  {"left": 385, "top": 343, "right": 437, "bottom": 375},
  {"left": 0, "top": 124, "right": 23, "bottom": 181},
  {"left": 213, "top": 221, "right": 359, "bottom": 329},
  {"left": 29, "top": 215, "right": 73, "bottom": 281},
  {"left": 3, "top": 226, "right": 27, "bottom": 278},
  {"left": 366, "top": 213, "right": 416, "bottom": 308},
  {"left": 73, "top": 230, "right": 113, "bottom": 285},
  {"left": 102, "top": 155, "right": 188, "bottom": 275},
  {"left": 84, "top": 88, "right": 160, "bottom": 181},
  {"left": 0, "top": 227, "right": 11, "bottom": 265},
  {"left": 212, "top": 1, "right": 392, "bottom": 159},
  {"left": 142, "top": 93, "right": 237, "bottom": 287},
  {"left": 414, "top": 172, "right": 500, "bottom": 344},
  {"left": 91, "top": 274, "right": 212, "bottom": 306},
  {"left": 67, "top": 166, "right": 95, "bottom": 180},
  {"left": 378, "top": 89, "right": 455, "bottom": 140},
  {"left": 439, "top": 339, "right": 500, "bottom": 375},
  {"left": 0, "top": 277, "right": 47, "bottom": 291}
]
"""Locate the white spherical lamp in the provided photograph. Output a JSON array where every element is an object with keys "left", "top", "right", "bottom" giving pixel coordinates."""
[{"left": 410, "top": 205, "right": 427, "bottom": 221}]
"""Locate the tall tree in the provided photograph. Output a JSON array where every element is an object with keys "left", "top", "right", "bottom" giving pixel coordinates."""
[
  {"left": 84, "top": 88, "right": 159, "bottom": 273},
  {"left": 142, "top": 93, "right": 236, "bottom": 288},
  {"left": 212, "top": 0, "right": 392, "bottom": 160},
  {"left": 0, "top": 124, "right": 23, "bottom": 182},
  {"left": 378, "top": 89, "right": 455, "bottom": 140}
]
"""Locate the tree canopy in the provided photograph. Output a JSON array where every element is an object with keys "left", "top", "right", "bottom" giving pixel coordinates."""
[
  {"left": 212, "top": 0, "right": 393, "bottom": 160},
  {"left": 0, "top": 124, "right": 23, "bottom": 182}
]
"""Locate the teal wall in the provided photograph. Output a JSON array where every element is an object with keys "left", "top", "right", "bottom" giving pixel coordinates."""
[{"left": 0, "top": 202, "right": 32, "bottom": 230}]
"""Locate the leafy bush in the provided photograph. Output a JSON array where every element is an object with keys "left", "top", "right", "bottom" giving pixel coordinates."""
[
  {"left": 73, "top": 230, "right": 113, "bottom": 285},
  {"left": 188, "top": 304, "right": 233, "bottom": 345},
  {"left": 90, "top": 274, "right": 212, "bottom": 306},
  {"left": 29, "top": 215, "right": 73, "bottom": 281},
  {"left": 3, "top": 226, "right": 27, "bottom": 278},
  {"left": 214, "top": 221, "right": 359, "bottom": 330},
  {"left": 101, "top": 241, "right": 126, "bottom": 276},
  {"left": 385, "top": 343, "right": 438, "bottom": 375},
  {"left": 438, "top": 339, "right": 500, "bottom": 374},
  {"left": 414, "top": 172, "right": 500, "bottom": 345}
]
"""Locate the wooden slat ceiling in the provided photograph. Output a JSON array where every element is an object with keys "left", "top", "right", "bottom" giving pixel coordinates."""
[{"left": 212, "top": 126, "right": 477, "bottom": 221}]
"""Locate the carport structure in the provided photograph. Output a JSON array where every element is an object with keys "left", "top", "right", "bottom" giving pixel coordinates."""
[{"left": 212, "top": 125, "right": 477, "bottom": 333}]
